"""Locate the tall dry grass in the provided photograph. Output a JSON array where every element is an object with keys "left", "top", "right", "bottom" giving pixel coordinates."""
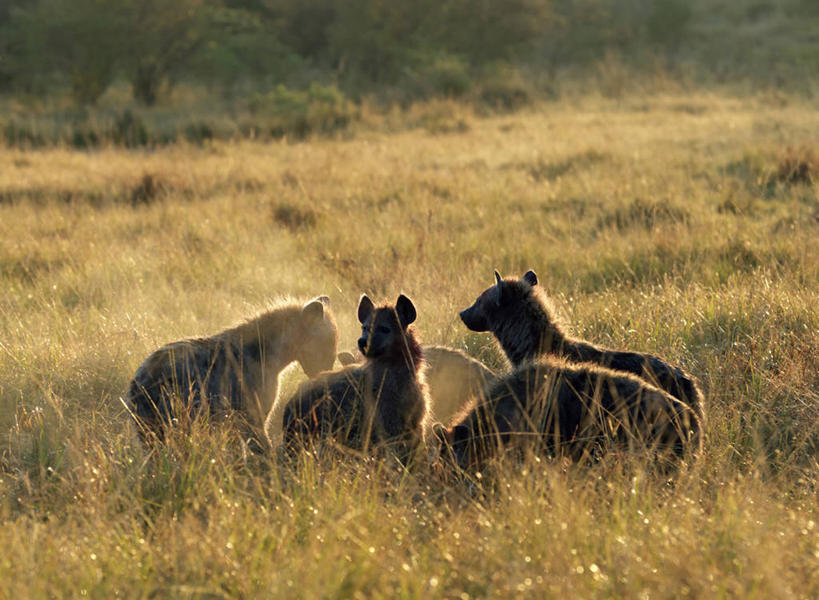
[{"left": 0, "top": 93, "right": 817, "bottom": 598}]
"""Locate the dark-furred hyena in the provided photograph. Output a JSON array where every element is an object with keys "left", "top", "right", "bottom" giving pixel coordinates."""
[
  {"left": 127, "top": 297, "right": 337, "bottom": 447},
  {"left": 282, "top": 294, "right": 429, "bottom": 466},
  {"left": 435, "top": 357, "right": 701, "bottom": 471},
  {"left": 337, "top": 344, "right": 499, "bottom": 426},
  {"left": 459, "top": 270, "right": 706, "bottom": 425}
]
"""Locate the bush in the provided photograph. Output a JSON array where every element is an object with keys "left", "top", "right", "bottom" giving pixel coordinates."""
[
  {"left": 272, "top": 203, "right": 319, "bottom": 231},
  {"left": 183, "top": 121, "right": 215, "bottom": 145},
  {"left": 406, "top": 99, "right": 472, "bottom": 134},
  {"left": 2, "top": 121, "right": 46, "bottom": 148},
  {"left": 412, "top": 54, "right": 473, "bottom": 99},
  {"left": 112, "top": 110, "right": 150, "bottom": 147},
  {"left": 250, "top": 83, "right": 356, "bottom": 138},
  {"left": 476, "top": 64, "right": 531, "bottom": 111},
  {"left": 776, "top": 146, "right": 817, "bottom": 185},
  {"left": 70, "top": 127, "right": 100, "bottom": 149}
]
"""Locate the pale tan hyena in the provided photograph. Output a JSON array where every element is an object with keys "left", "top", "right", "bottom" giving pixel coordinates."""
[
  {"left": 337, "top": 344, "right": 500, "bottom": 427},
  {"left": 283, "top": 294, "right": 429, "bottom": 466},
  {"left": 459, "top": 270, "right": 706, "bottom": 426},
  {"left": 127, "top": 297, "right": 337, "bottom": 448}
]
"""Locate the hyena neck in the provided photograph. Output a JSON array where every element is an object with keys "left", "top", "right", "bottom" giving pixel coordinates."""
[
  {"left": 365, "top": 331, "right": 424, "bottom": 402},
  {"left": 229, "top": 305, "right": 303, "bottom": 370},
  {"left": 399, "top": 329, "right": 425, "bottom": 374},
  {"left": 365, "top": 335, "right": 428, "bottom": 441},
  {"left": 369, "top": 329, "right": 425, "bottom": 377},
  {"left": 556, "top": 336, "right": 604, "bottom": 364},
  {"left": 493, "top": 298, "right": 567, "bottom": 366}
]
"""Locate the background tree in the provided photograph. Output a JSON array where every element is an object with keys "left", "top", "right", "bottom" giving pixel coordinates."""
[
  {"left": 121, "top": 0, "right": 223, "bottom": 106},
  {"left": 4, "top": 0, "right": 125, "bottom": 104}
]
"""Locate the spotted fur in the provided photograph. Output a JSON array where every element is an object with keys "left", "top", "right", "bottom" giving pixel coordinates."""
[
  {"left": 282, "top": 294, "right": 429, "bottom": 466},
  {"left": 127, "top": 297, "right": 337, "bottom": 446},
  {"left": 438, "top": 357, "right": 701, "bottom": 471},
  {"left": 460, "top": 270, "right": 706, "bottom": 424}
]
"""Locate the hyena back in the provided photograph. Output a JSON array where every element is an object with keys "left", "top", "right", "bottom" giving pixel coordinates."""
[
  {"left": 438, "top": 357, "right": 701, "bottom": 471},
  {"left": 127, "top": 297, "right": 337, "bottom": 446},
  {"left": 283, "top": 294, "right": 428, "bottom": 465},
  {"left": 459, "top": 270, "right": 706, "bottom": 425}
]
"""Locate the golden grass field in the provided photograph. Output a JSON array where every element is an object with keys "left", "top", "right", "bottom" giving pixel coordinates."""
[{"left": 1, "top": 93, "right": 818, "bottom": 598}]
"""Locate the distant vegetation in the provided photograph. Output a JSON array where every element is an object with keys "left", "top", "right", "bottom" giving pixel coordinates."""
[{"left": 1, "top": 0, "right": 818, "bottom": 147}]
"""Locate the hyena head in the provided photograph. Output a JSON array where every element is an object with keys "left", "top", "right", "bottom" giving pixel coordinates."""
[
  {"left": 296, "top": 296, "right": 338, "bottom": 377},
  {"left": 357, "top": 294, "right": 417, "bottom": 360},
  {"left": 459, "top": 269, "right": 539, "bottom": 332}
]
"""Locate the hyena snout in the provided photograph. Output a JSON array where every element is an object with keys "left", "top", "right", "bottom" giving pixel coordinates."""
[
  {"left": 459, "top": 305, "right": 489, "bottom": 332},
  {"left": 358, "top": 330, "right": 387, "bottom": 357},
  {"left": 357, "top": 334, "right": 368, "bottom": 354}
]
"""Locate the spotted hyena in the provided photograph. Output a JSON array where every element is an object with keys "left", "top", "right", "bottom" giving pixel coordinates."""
[
  {"left": 459, "top": 270, "right": 705, "bottom": 425},
  {"left": 436, "top": 357, "right": 701, "bottom": 471},
  {"left": 127, "top": 297, "right": 337, "bottom": 447},
  {"left": 282, "top": 294, "right": 428, "bottom": 466},
  {"left": 337, "top": 344, "right": 500, "bottom": 427}
]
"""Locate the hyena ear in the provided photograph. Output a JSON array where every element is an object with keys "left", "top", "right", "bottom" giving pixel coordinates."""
[
  {"left": 395, "top": 294, "right": 417, "bottom": 327},
  {"left": 522, "top": 270, "right": 538, "bottom": 287},
  {"left": 316, "top": 295, "right": 330, "bottom": 306},
  {"left": 337, "top": 351, "right": 357, "bottom": 366},
  {"left": 357, "top": 294, "right": 375, "bottom": 324},
  {"left": 493, "top": 269, "right": 503, "bottom": 306},
  {"left": 302, "top": 298, "right": 325, "bottom": 321}
]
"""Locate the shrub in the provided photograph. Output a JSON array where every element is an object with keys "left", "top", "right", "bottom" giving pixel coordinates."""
[
  {"left": 414, "top": 54, "right": 473, "bottom": 98},
  {"left": 251, "top": 83, "right": 356, "bottom": 138},
  {"left": 407, "top": 99, "right": 472, "bottom": 134},
  {"left": 476, "top": 63, "right": 531, "bottom": 111},
  {"left": 183, "top": 121, "right": 215, "bottom": 145},
  {"left": 70, "top": 127, "right": 100, "bottom": 149},
  {"left": 130, "top": 174, "right": 167, "bottom": 205},
  {"left": 112, "top": 110, "right": 150, "bottom": 147},
  {"left": 272, "top": 203, "right": 319, "bottom": 230},
  {"left": 776, "top": 146, "right": 817, "bottom": 185},
  {"left": 2, "top": 121, "right": 46, "bottom": 149}
]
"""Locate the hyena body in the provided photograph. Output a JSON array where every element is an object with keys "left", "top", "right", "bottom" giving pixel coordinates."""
[
  {"left": 438, "top": 357, "right": 701, "bottom": 471},
  {"left": 337, "top": 344, "right": 499, "bottom": 426},
  {"left": 127, "top": 298, "right": 337, "bottom": 446},
  {"left": 459, "top": 270, "right": 706, "bottom": 425},
  {"left": 423, "top": 345, "right": 499, "bottom": 425},
  {"left": 283, "top": 294, "right": 428, "bottom": 465}
]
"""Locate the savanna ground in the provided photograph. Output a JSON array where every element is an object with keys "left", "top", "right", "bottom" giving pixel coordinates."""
[{"left": 1, "top": 92, "right": 818, "bottom": 598}]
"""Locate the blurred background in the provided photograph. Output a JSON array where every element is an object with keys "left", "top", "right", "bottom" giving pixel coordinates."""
[{"left": 0, "top": 0, "right": 818, "bottom": 146}]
